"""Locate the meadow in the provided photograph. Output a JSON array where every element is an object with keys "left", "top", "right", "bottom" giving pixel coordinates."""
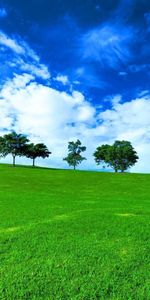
[{"left": 0, "top": 164, "right": 150, "bottom": 299}]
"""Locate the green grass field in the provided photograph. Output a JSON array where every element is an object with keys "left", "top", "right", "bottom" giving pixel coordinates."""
[{"left": 0, "top": 164, "right": 150, "bottom": 299}]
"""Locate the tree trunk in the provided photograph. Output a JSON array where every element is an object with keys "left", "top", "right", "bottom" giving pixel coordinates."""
[
  {"left": 115, "top": 168, "right": 118, "bottom": 173},
  {"left": 73, "top": 165, "right": 76, "bottom": 170},
  {"left": 13, "top": 155, "right": 16, "bottom": 167},
  {"left": 32, "top": 158, "right": 35, "bottom": 167}
]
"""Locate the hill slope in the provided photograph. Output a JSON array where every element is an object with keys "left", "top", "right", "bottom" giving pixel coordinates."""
[{"left": 0, "top": 165, "right": 150, "bottom": 299}]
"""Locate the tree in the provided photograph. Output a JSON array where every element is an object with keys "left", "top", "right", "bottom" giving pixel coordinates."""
[
  {"left": 94, "top": 140, "right": 139, "bottom": 173},
  {"left": 3, "top": 132, "right": 29, "bottom": 166},
  {"left": 25, "top": 143, "right": 51, "bottom": 167},
  {"left": 0, "top": 136, "right": 7, "bottom": 158},
  {"left": 63, "top": 139, "right": 86, "bottom": 170}
]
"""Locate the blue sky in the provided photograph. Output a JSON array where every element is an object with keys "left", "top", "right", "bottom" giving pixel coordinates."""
[{"left": 0, "top": 0, "right": 150, "bottom": 172}]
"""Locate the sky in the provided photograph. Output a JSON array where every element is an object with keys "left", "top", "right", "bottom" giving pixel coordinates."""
[{"left": 0, "top": 0, "right": 150, "bottom": 172}]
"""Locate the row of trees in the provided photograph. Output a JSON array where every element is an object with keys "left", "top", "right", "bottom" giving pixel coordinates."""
[
  {"left": 0, "top": 132, "right": 139, "bottom": 172},
  {"left": 64, "top": 139, "right": 139, "bottom": 172},
  {"left": 0, "top": 132, "right": 51, "bottom": 167}
]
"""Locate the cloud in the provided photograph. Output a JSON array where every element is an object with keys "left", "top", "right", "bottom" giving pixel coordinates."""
[
  {"left": 0, "top": 31, "right": 25, "bottom": 54},
  {"left": 98, "top": 96, "right": 150, "bottom": 172},
  {"left": 22, "top": 63, "right": 50, "bottom": 80},
  {"left": 13, "top": 58, "right": 50, "bottom": 80},
  {"left": 138, "top": 90, "right": 150, "bottom": 98},
  {"left": 54, "top": 75, "right": 69, "bottom": 85},
  {"left": 0, "top": 8, "right": 7, "bottom": 18},
  {"left": 81, "top": 23, "right": 134, "bottom": 68},
  {"left": 0, "top": 73, "right": 150, "bottom": 172},
  {"left": 0, "top": 74, "right": 97, "bottom": 168},
  {"left": 0, "top": 30, "right": 40, "bottom": 61},
  {"left": 0, "top": 30, "right": 50, "bottom": 80}
]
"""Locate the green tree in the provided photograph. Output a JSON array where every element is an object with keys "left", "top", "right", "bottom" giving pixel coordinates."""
[
  {"left": 94, "top": 140, "right": 139, "bottom": 173},
  {"left": 3, "top": 132, "right": 29, "bottom": 166},
  {"left": 25, "top": 143, "right": 51, "bottom": 167},
  {"left": 63, "top": 139, "right": 86, "bottom": 170},
  {"left": 0, "top": 136, "right": 7, "bottom": 158}
]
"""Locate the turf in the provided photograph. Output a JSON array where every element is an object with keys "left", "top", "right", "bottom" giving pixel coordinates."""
[{"left": 0, "top": 164, "right": 150, "bottom": 299}]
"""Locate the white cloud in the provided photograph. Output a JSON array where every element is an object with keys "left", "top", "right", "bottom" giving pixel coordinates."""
[
  {"left": 15, "top": 58, "right": 50, "bottom": 80},
  {"left": 98, "top": 97, "right": 150, "bottom": 172},
  {"left": 0, "top": 31, "right": 25, "bottom": 54},
  {"left": 0, "top": 73, "right": 150, "bottom": 173},
  {"left": 25, "top": 63, "right": 50, "bottom": 80},
  {"left": 138, "top": 90, "right": 150, "bottom": 98},
  {"left": 104, "top": 94, "right": 122, "bottom": 106},
  {"left": 54, "top": 75, "right": 69, "bottom": 85},
  {"left": 0, "top": 74, "right": 96, "bottom": 168},
  {"left": 0, "top": 30, "right": 41, "bottom": 61},
  {"left": 0, "top": 30, "right": 51, "bottom": 80}
]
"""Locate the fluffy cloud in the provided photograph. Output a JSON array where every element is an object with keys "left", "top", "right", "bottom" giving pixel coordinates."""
[
  {"left": 98, "top": 96, "right": 150, "bottom": 172},
  {"left": 0, "top": 73, "right": 150, "bottom": 172},
  {"left": 0, "top": 74, "right": 97, "bottom": 168},
  {"left": 0, "top": 28, "right": 149, "bottom": 172}
]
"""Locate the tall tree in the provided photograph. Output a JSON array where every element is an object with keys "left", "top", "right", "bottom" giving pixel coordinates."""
[
  {"left": 94, "top": 140, "right": 139, "bottom": 173},
  {"left": 25, "top": 143, "right": 51, "bottom": 167},
  {"left": 63, "top": 139, "right": 86, "bottom": 170},
  {"left": 3, "top": 132, "right": 29, "bottom": 166}
]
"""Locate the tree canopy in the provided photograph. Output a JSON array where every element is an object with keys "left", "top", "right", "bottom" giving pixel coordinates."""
[
  {"left": 0, "top": 136, "right": 6, "bottom": 158},
  {"left": 94, "top": 140, "right": 139, "bottom": 172},
  {"left": 0, "top": 132, "right": 51, "bottom": 167},
  {"left": 63, "top": 139, "right": 86, "bottom": 170},
  {"left": 2, "top": 132, "right": 29, "bottom": 166},
  {"left": 25, "top": 143, "right": 51, "bottom": 166},
  {"left": 0, "top": 131, "right": 140, "bottom": 173}
]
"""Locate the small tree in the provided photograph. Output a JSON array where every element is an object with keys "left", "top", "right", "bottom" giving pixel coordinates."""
[
  {"left": 94, "top": 140, "right": 139, "bottom": 173},
  {"left": 25, "top": 143, "right": 51, "bottom": 167},
  {"left": 3, "top": 132, "right": 29, "bottom": 166},
  {"left": 63, "top": 139, "right": 86, "bottom": 170}
]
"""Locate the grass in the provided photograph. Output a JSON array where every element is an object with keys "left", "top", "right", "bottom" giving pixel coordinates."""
[{"left": 0, "top": 164, "right": 150, "bottom": 299}]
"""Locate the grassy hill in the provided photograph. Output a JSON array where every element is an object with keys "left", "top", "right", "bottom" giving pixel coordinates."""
[{"left": 0, "top": 164, "right": 150, "bottom": 299}]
